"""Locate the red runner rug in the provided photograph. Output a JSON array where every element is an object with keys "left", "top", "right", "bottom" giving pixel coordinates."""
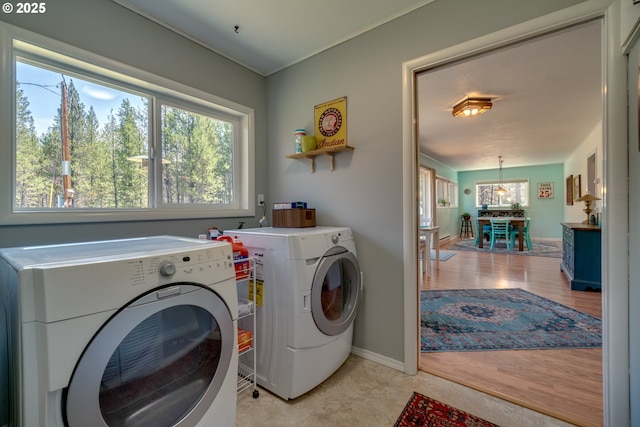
[{"left": 395, "top": 392, "right": 499, "bottom": 427}]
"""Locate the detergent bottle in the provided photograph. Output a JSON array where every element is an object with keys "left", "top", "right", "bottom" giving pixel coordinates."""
[{"left": 217, "top": 235, "right": 250, "bottom": 279}]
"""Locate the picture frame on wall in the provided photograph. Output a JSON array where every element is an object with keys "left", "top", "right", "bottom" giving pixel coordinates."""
[
  {"left": 566, "top": 175, "right": 573, "bottom": 205},
  {"left": 537, "top": 182, "right": 554, "bottom": 199},
  {"left": 574, "top": 174, "right": 582, "bottom": 200}
]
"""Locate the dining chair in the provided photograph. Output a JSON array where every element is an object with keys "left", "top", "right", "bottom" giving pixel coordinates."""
[
  {"left": 510, "top": 217, "right": 532, "bottom": 250},
  {"left": 489, "top": 219, "right": 512, "bottom": 250},
  {"left": 474, "top": 217, "right": 491, "bottom": 246}
]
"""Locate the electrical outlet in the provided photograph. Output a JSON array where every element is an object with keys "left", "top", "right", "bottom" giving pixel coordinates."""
[{"left": 258, "top": 194, "right": 264, "bottom": 205}]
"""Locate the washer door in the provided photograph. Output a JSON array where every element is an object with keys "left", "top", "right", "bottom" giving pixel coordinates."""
[
  {"left": 65, "top": 284, "right": 233, "bottom": 427},
  {"left": 310, "top": 246, "right": 361, "bottom": 336}
]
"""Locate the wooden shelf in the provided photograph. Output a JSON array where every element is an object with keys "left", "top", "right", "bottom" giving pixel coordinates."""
[{"left": 286, "top": 145, "right": 354, "bottom": 172}]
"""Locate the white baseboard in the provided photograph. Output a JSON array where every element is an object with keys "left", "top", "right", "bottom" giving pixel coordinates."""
[{"left": 350, "top": 345, "right": 405, "bottom": 372}]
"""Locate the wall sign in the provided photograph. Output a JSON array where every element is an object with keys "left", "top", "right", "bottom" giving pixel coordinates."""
[
  {"left": 537, "top": 182, "right": 554, "bottom": 199},
  {"left": 314, "top": 97, "right": 347, "bottom": 150}
]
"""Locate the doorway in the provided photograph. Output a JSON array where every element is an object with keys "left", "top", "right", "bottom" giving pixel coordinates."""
[{"left": 412, "top": 18, "right": 604, "bottom": 425}]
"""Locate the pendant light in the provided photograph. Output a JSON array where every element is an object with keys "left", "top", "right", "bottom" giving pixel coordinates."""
[{"left": 495, "top": 156, "right": 508, "bottom": 196}]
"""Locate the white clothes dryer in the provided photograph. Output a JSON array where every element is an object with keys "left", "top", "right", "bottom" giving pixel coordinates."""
[
  {"left": 227, "top": 226, "right": 361, "bottom": 400},
  {"left": 0, "top": 236, "right": 238, "bottom": 427}
]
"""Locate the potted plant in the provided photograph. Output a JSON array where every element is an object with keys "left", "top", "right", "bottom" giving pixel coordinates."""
[
  {"left": 510, "top": 202, "right": 522, "bottom": 210},
  {"left": 438, "top": 198, "right": 447, "bottom": 207},
  {"left": 460, "top": 212, "right": 471, "bottom": 220}
]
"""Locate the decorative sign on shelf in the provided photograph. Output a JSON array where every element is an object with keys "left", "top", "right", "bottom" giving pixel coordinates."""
[
  {"left": 314, "top": 96, "right": 347, "bottom": 150},
  {"left": 537, "top": 182, "right": 554, "bottom": 199}
]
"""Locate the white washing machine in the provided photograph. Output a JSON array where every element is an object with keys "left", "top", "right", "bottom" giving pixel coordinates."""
[
  {"left": 227, "top": 226, "right": 362, "bottom": 400},
  {"left": 0, "top": 235, "right": 238, "bottom": 427}
]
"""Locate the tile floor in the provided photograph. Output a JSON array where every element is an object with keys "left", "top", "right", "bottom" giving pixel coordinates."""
[{"left": 236, "top": 354, "right": 576, "bottom": 426}]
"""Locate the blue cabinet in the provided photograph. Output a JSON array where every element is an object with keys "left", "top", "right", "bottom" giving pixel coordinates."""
[{"left": 560, "top": 223, "right": 601, "bottom": 291}]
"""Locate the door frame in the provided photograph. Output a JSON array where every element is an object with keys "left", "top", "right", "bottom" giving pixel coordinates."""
[{"left": 401, "top": 1, "right": 629, "bottom": 425}]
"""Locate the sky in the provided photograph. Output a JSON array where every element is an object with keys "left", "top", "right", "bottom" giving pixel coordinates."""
[{"left": 16, "top": 61, "right": 147, "bottom": 136}]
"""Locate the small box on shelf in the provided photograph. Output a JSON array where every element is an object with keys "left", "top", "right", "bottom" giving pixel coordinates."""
[
  {"left": 272, "top": 208, "right": 316, "bottom": 228},
  {"left": 238, "top": 328, "right": 253, "bottom": 353}
]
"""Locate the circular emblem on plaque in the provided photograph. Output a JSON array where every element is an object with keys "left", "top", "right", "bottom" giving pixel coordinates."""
[{"left": 318, "top": 108, "right": 342, "bottom": 137}]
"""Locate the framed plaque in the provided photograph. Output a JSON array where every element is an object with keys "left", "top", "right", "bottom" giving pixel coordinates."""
[
  {"left": 537, "top": 182, "right": 554, "bottom": 199},
  {"left": 314, "top": 97, "right": 347, "bottom": 150}
]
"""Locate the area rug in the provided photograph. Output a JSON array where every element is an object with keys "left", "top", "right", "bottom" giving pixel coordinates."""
[
  {"left": 430, "top": 250, "right": 456, "bottom": 261},
  {"left": 450, "top": 238, "right": 562, "bottom": 258},
  {"left": 421, "top": 288, "right": 601, "bottom": 352},
  {"left": 395, "top": 392, "right": 498, "bottom": 427}
]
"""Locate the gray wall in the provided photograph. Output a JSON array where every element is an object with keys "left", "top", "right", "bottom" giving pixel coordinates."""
[
  {"left": 1, "top": 0, "right": 587, "bottom": 363},
  {"left": 0, "top": 0, "right": 268, "bottom": 247},
  {"left": 265, "top": 0, "right": 585, "bottom": 361}
]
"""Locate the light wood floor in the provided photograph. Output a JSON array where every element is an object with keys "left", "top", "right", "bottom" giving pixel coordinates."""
[{"left": 419, "top": 239, "right": 603, "bottom": 427}]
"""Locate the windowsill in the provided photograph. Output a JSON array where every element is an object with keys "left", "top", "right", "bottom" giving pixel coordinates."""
[{"left": 1, "top": 207, "right": 255, "bottom": 226}]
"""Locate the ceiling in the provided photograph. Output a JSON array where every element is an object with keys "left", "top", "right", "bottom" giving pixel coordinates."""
[
  {"left": 112, "top": 0, "right": 433, "bottom": 76},
  {"left": 112, "top": 1, "right": 602, "bottom": 172},
  {"left": 417, "top": 20, "right": 602, "bottom": 171}
]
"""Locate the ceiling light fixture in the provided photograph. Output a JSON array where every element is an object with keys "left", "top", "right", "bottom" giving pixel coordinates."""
[
  {"left": 452, "top": 97, "right": 492, "bottom": 118},
  {"left": 495, "top": 156, "right": 508, "bottom": 196}
]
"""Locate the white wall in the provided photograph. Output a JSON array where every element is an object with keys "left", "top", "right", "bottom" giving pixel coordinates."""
[
  {"left": 266, "top": 0, "right": 587, "bottom": 362},
  {"left": 564, "top": 122, "right": 604, "bottom": 223},
  {"left": 625, "top": 15, "right": 640, "bottom": 425}
]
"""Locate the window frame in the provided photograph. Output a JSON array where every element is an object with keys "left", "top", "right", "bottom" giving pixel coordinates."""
[
  {"left": 1, "top": 23, "right": 255, "bottom": 225},
  {"left": 474, "top": 178, "right": 530, "bottom": 208},
  {"left": 418, "top": 166, "right": 433, "bottom": 223},
  {"left": 435, "top": 176, "right": 458, "bottom": 208}
]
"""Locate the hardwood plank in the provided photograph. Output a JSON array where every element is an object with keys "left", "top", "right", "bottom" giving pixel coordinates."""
[{"left": 419, "top": 240, "right": 603, "bottom": 427}]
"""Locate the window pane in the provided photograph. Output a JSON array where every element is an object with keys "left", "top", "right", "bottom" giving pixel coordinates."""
[
  {"left": 476, "top": 182, "right": 528, "bottom": 207},
  {"left": 15, "top": 60, "right": 149, "bottom": 209},
  {"left": 161, "top": 105, "right": 234, "bottom": 205}
]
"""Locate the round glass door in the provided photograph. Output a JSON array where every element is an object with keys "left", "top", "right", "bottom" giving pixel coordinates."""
[
  {"left": 66, "top": 284, "right": 233, "bottom": 427},
  {"left": 310, "top": 247, "right": 361, "bottom": 336}
]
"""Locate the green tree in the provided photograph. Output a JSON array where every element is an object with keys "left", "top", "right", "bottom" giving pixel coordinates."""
[
  {"left": 15, "top": 85, "right": 46, "bottom": 207},
  {"left": 115, "top": 98, "right": 147, "bottom": 207}
]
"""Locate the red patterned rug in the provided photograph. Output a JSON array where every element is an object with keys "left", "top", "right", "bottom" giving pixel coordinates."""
[{"left": 395, "top": 392, "right": 499, "bottom": 427}]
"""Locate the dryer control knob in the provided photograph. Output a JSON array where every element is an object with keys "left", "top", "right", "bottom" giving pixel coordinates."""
[
  {"left": 332, "top": 235, "right": 339, "bottom": 244},
  {"left": 158, "top": 260, "right": 176, "bottom": 277}
]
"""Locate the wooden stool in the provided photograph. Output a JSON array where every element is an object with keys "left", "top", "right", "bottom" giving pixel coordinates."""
[{"left": 460, "top": 219, "right": 474, "bottom": 238}]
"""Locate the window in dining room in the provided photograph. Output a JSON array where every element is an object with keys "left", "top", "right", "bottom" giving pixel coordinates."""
[
  {"left": 436, "top": 177, "right": 457, "bottom": 208},
  {"left": 419, "top": 167, "right": 434, "bottom": 223},
  {"left": 476, "top": 179, "right": 528, "bottom": 208}
]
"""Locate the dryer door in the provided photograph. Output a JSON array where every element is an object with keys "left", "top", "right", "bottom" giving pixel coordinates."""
[
  {"left": 65, "top": 284, "right": 233, "bottom": 427},
  {"left": 310, "top": 246, "right": 361, "bottom": 336}
]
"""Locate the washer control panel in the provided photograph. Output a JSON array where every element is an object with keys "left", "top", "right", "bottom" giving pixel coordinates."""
[{"left": 140, "top": 244, "right": 234, "bottom": 285}]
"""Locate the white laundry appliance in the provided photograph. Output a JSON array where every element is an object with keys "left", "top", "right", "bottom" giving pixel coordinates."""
[
  {"left": 227, "top": 226, "right": 362, "bottom": 400},
  {"left": 0, "top": 235, "right": 238, "bottom": 427}
]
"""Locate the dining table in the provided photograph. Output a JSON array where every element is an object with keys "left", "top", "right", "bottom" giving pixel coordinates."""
[
  {"left": 476, "top": 217, "right": 527, "bottom": 251},
  {"left": 419, "top": 225, "right": 440, "bottom": 274}
]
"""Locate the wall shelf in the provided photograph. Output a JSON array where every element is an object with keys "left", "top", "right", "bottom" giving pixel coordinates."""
[{"left": 286, "top": 145, "right": 354, "bottom": 172}]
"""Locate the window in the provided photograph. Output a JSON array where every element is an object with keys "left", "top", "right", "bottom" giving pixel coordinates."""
[
  {"left": 435, "top": 177, "right": 457, "bottom": 208},
  {"left": 475, "top": 179, "right": 529, "bottom": 208},
  {"left": 418, "top": 167, "right": 433, "bottom": 223},
  {"left": 3, "top": 29, "right": 254, "bottom": 224}
]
